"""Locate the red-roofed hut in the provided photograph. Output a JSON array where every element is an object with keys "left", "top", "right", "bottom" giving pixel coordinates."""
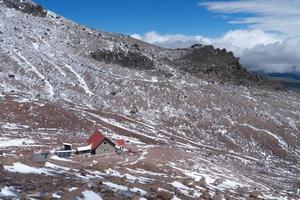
[{"left": 88, "top": 130, "right": 116, "bottom": 154}]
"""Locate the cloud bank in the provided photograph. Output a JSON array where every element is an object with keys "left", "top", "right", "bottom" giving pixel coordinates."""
[
  {"left": 132, "top": 1, "right": 300, "bottom": 73},
  {"left": 132, "top": 30, "right": 300, "bottom": 73}
]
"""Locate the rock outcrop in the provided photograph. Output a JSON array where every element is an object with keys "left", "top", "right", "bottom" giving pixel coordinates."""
[
  {"left": 90, "top": 43, "right": 283, "bottom": 90},
  {"left": 2, "top": 0, "right": 47, "bottom": 17},
  {"left": 90, "top": 49, "right": 155, "bottom": 70}
]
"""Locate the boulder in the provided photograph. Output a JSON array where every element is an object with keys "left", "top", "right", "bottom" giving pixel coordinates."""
[
  {"left": 200, "top": 189, "right": 211, "bottom": 199},
  {"left": 157, "top": 191, "right": 173, "bottom": 200},
  {"left": 213, "top": 191, "right": 223, "bottom": 200},
  {"left": 198, "top": 177, "right": 207, "bottom": 188},
  {"left": 150, "top": 186, "right": 158, "bottom": 192},
  {"left": 79, "top": 168, "right": 86, "bottom": 176},
  {"left": 130, "top": 107, "right": 139, "bottom": 114},
  {"left": 249, "top": 191, "right": 260, "bottom": 199}
]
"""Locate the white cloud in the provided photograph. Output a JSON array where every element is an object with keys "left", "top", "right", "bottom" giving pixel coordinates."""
[
  {"left": 132, "top": 30, "right": 300, "bottom": 73},
  {"left": 132, "top": 29, "right": 283, "bottom": 53},
  {"left": 132, "top": 31, "right": 211, "bottom": 49},
  {"left": 212, "top": 29, "right": 283, "bottom": 55},
  {"left": 199, "top": 0, "right": 300, "bottom": 37},
  {"left": 131, "top": 33, "right": 142, "bottom": 41},
  {"left": 241, "top": 37, "right": 300, "bottom": 73}
]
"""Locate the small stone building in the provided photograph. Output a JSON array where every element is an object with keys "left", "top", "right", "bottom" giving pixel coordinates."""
[
  {"left": 76, "top": 145, "right": 92, "bottom": 155},
  {"left": 32, "top": 151, "right": 50, "bottom": 161}
]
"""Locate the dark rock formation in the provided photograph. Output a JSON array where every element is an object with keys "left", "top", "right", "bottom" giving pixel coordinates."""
[
  {"left": 8, "top": 74, "right": 15, "bottom": 78},
  {"left": 91, "top": 43, "right": 284, "bottom": 90},
  {"left": 2, "top": 0, "right": 47, "bottom": 17},
  {"left": 110, "top": 91, "right": 117, "bottom": 96},
  {"left": 173, "top": 45, "right": 284, "bottom": 89},
  {"left": 130, "top": 107, "right": 139, "bottom": 114},
  {"left": 90, "top": 50, "right": 155, "bottom": 70}
]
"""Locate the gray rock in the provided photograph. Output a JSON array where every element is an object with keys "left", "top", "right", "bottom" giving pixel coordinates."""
[{"left": 2, "top": 0, "right": 47, "bottom": 17}]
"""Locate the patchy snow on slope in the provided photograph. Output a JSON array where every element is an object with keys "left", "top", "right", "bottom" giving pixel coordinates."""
[
  {"left": 63, "top": 63, "right": 93, "bottom": 96},
  {"left": 69, "top": 187, "right": 78, "bottom": 192},
  {"left": 32, "top": 42, "right": 39, "bottom": 50},
  {"left": 4, "top": 162, "right": 52, "bottom": 175},
  {"left": 47, "top": 59, "right": 66, "bottom": 77},
  {"left": 52, "top": 193, "right": 61, "bottom": 199},
  {"left": 81, "top": 190, "right": 102, "bottom": 200},
  {"left": 1, "top": 123, "right": 29, "bottom": 130},
  {"left": 105, "top": 168, "right": 153, "bottom": 184},
  {"left": 218, "top": 179, "right": 240, "bottom": 189},
  {"left": 45, "top": 162, "right": 70, "bottom": 171},
  {"left": 130, "top": 148, "right": 149, "bottom": 165},
  {"left": 103, "top": 181, "right": 147, "bottom": 195},
  {"left": 102, "top": 181, "right": 127, "bottom": 191},
  {"left": 170, "top": 181, "right": 201, "bottom": 198},
  {"left": 51, "top": 155, "right": 75, "bottom": 162},
  {"left": 16, "top": 52, "right": 55, "bottom": 98},
  {"left": 171, "top": 196, "right": 181, "bottom": 200},
  {"left": 242, "top": 123, "right": 288, "bottom": 148},
  {"left": 126, "top": 168, "right": 168, "bottom": 177},
  {"left": 0, "top": 137, "right": 36, "bottom": 147},
  {"left": 0, "top": 186, "right": 17, "bottom": 197},
  {"left": 168, "top": 161, "right": 246, "bottom": 192}
]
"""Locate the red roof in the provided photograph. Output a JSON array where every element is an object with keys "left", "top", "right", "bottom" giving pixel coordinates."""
[
  {"left": 115, "top": 139, "right": 125, "bottom": 146},
  {"left": 87, "top": 130, "right": 106, "bottom": 150}
]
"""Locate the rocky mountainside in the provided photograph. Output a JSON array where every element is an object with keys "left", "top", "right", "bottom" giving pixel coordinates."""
[
  {"left": 90, "top": 34, "right": 282, "bottom": 90},
  {"left": 0, "top": 0, "right": 299, "bottom": 199}
]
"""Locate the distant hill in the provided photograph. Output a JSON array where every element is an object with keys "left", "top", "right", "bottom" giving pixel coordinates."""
[{"left": 256, "top": 72, "right": 300, "bottom": 92}]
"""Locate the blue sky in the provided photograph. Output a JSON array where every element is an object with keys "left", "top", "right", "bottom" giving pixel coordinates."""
[{"left": 34, "top": 0, "right": 245, "bottom": 37}]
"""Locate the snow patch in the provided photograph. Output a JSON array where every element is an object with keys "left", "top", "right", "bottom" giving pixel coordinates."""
[
  {"left": 63, "top": 63, "right": 93, "bottom": 96},
  {"left": 127, "top": 168, "right": 168, "bottom": 177},
  {"left": 0, "top": 137, "right": 36, "bottom": 147},
  {"left": 242, "top": 123, "right": 288, "bottom": 148},
  {"left": 170, "top": 181, "right": 201, "bottom": 198},
  {"left": 4, "top": 162, "right": 52, "bottom": 175},
  {"left": 0, "top": 186, "right": 17, "bottom": 197},
  {"left": 45, "top": 162, "right": 70, "bottom": 171},
  {"left": 103, "top": 181, "right": 147, "bottom": 195},
  {"left": 51, "top": 155, "right": 75, "bottom": 162},
  {"left": 81, "top": 190, "right": 102, "bottom": 200},
  {"left": 105, "top": 168, "right": 152, "bottom": 184},
  {"left": 69, "top": 187, "right": 78, "bottom": 192},
  {"left": 1, "top": 123, "right": 29, "bottom": 130},
  {"left": 16, "top": 52, "right": 54, "bottom": 98},
  {"left": 52, "top": 193, "right": 61, "bottom": 198}
]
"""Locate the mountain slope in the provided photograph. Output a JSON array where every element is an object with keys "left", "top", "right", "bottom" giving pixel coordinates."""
[{"left": 0, "top": 1, "right": 299, "bottom": 199}]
